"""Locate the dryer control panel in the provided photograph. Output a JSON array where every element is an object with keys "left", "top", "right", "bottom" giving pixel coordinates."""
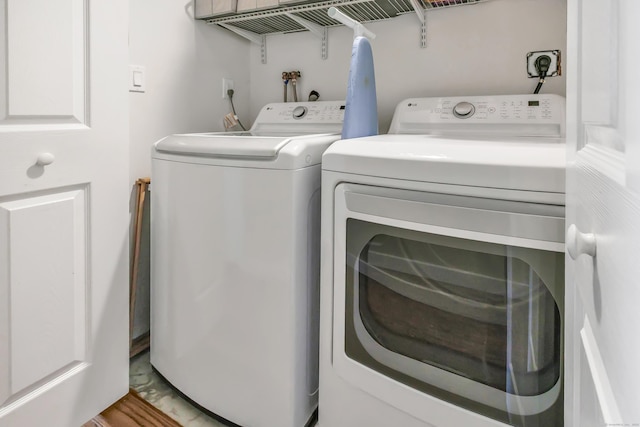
[{"left": 390, "top": 94, "right": 565, "bottom": 137}]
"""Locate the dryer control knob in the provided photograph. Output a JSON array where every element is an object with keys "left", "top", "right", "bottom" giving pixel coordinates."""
[
  {"left": 453, "top": 102, "right": 475, "bottom": 119},
  {"left": 292, "top": 106, "right": 308, "bottom": 119}
]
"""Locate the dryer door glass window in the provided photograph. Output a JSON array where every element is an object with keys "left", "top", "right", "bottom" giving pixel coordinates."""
[{"left": 344, "top": 219, "right": 564, "bottom": 425}]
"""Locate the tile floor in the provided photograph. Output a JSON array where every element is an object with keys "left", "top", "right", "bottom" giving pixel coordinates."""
[{"left": 129, "top": 351, "right": 225, "bottom": 427}]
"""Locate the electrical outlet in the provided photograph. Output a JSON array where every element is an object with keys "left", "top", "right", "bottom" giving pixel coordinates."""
[
  {"left": 526, "top": 50, "right": 561, "bottom": 78},
  {"left": 222, "top": 78, "right": 234, "bottom": 99}
]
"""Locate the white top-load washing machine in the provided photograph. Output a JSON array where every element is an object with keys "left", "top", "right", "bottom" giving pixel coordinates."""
[
  {"left": 151, "top": 101, "right": 345, "bottom": 427},
  {"left": 319, "top": 95, "right": 566, "bottom": 427}
]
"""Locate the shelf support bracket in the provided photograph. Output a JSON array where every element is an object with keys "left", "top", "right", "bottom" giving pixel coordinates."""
[
  {"left": 219, "top": 23, "right": 267, "bottom": 64},
  {"left": 409, "top": 0, "right": 427, "bottom": 48},
  {"left": 286, "top": 13, "right": 328, "bottom": 60},
  {"left": 327, "top": 7, "right": 376, "bottom": 40}
]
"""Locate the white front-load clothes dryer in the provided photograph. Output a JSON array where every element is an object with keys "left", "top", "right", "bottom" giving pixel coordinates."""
[
  {"left": 318, "top": 95, "right": 566, "bottom": 427},
  {"left": 151, "top": 101, "right": 345, "bottom": 427}
]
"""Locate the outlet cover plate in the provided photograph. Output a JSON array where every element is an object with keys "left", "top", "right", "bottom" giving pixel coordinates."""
[
  {"left": 527, "top": 50, "right": 561, "bottom": 78},
  {"left": 222, "top": 78, "right": 234, "bottom": 99}
]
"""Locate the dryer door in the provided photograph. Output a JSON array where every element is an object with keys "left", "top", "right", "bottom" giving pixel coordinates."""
[{"left": 332, "top": 183, "right": 565, "bottom": 427}]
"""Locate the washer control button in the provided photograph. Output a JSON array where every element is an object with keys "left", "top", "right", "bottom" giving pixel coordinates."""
[
  {"left": 453, "top": 102, "right": 475, "bottom": 119},
  {"left": 292, "top": 106, "right": 308, "bottom": 119}
]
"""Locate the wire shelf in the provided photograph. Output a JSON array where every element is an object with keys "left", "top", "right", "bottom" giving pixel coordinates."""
[
  {"left": 205, "top": 0, "right": 482, "bottom": 34},
  {"left": 422, "top": 0, "right": 484, "bottom": 9},
  {"left": 203, "top": 0, "right": 486, "bottom": 59}
]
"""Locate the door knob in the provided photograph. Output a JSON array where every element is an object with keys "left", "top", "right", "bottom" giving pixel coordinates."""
[
  {"left": 567, "top": 224, "right": 597, "bottom": 259},
  {"left": 36, "top": 152, "right": 55, "bottom": 166}
]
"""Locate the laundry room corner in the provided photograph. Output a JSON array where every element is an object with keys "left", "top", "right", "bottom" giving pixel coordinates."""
[
  {"left": 248, "top": 0, "right": 567, "bottom": 132},
  {"left": 127, "top": 0, "right": 252, "bottom": 346}
]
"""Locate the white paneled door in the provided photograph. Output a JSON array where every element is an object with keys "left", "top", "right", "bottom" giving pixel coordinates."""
[
  {"left": 0, "top": 0, "right": 129, "bottom": 426},
  {"left": 565, "top": 0, "right": 640, "bottom": 426}
]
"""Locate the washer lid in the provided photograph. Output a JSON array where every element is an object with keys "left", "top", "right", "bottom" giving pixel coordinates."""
[
  {"left": 153, "top": 132, "right": 341, "bottom": 170},
  {"left": 322, "top": 135, "right": 566, "bottom": 194},
  {"left": 154, "top": 132, "right": 298, "bottom": 159}
]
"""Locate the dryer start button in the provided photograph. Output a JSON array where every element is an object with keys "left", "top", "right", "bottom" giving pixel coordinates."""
[{"left": 453, "top": 102, "right": 475, "bottom": 119}]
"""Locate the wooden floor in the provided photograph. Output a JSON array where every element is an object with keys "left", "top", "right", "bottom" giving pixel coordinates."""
[{"left": 83, "top": 389, "right": 182, "bottom": 427}]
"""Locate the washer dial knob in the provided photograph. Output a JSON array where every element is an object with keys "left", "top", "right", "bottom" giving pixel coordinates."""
[
  {"left": 292, "top": 106, "right": 308, "bottom": 119},
  {"left": 453, "top": 102, "right": 475, "bottom": 119}
]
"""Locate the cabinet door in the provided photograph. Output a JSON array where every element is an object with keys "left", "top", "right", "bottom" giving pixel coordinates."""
[
  {"left": 0, "top": 0, "right": 129, "bottom": 425},
  {"left": 565, "top": 0, "right": 640, "bottom": 425}
]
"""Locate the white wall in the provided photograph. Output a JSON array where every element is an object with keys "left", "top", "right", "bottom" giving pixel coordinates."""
[
  {"left": 249, "top": 0, "right": 567, "bottom": 132},
  {"left": 129, "top": 0, "right": 251, "bottom": 185},
  {"left": 128, "top": 0, "right": 251, "bottom": 338}
]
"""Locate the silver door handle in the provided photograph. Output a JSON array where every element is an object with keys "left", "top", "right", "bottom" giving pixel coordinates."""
[{"left": 567, "top": 224, "right": 597, "bottom": 259}]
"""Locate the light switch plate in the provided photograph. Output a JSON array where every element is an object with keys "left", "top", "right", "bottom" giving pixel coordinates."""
[{"left": 129, "top": 65, "right": 146, "bottom": 93}]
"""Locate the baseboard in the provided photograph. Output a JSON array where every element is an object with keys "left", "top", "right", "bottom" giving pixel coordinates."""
[{"left": 130, "top": 332, "right": 150, "bottom": 359}]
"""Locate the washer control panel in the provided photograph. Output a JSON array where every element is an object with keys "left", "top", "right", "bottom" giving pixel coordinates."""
[
  {"left": 256, "top": 101, "right": 346, "bottom": 124},
  {"left": 390, "top": 94, "right": 565, "bottom": 136}
]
